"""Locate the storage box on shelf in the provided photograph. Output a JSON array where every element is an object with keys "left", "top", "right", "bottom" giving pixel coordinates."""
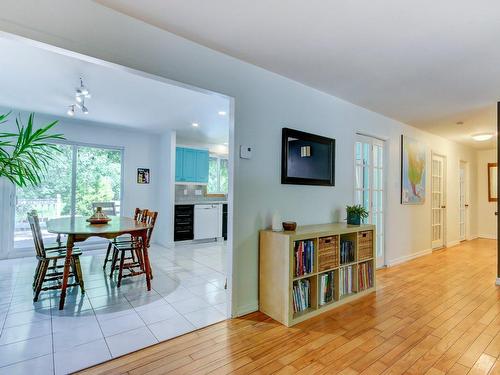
[{"left": 259, "top": 223, "right": 376, "bottom": 326}]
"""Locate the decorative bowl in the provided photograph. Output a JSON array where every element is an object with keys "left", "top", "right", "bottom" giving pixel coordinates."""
[
  {"left": 86, "top": 207, "right": 111, "bottom": 224},
  {"left": 282, "top": 221, "right": 297, "bottom": 231}
]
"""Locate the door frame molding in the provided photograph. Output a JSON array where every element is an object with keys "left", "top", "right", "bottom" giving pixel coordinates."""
[
  {"left": 431, "top": 151, "right": 447, "bottom": 250},
  {"left": 459, "top": 160, "right": 469, "bottom": 242}
]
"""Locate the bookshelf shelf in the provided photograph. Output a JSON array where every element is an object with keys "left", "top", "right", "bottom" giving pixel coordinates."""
[{"left": 259, "top": 223, "right": 376, "bottom": 326}]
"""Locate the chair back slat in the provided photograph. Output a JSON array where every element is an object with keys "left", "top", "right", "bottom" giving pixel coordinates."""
[
  {"left": 143, "top": 211, "right": 158, "bottom": 247},
  {"left": 92, "top": 202, "right": 116, "bottom": 216},
  {"left": 27, "top": 210, "right": 46, "bottom": 258},
  {"left": 134, "top": 208, "right": 148, "bottom": 223}
]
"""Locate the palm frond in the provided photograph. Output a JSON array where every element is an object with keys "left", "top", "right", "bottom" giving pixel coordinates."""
[{"left": 0, "top": 112, "right": 65, "bottom": 187}]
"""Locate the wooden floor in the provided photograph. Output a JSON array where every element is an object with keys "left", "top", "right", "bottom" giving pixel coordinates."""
[{"left": 79, "top": 239, "right": 500, "bottom": 375}]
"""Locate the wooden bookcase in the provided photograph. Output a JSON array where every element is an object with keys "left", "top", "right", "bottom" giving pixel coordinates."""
[{"left": 259, "top": 223, "right": 376, "bottom": 326}]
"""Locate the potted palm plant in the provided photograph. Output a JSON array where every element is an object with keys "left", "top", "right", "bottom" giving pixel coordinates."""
[
  {"left": 346, "top": 204, "right": 369, "bottom": 225},
  {"left": 0, "top": 112, "right": 64, "bottom": 187}
]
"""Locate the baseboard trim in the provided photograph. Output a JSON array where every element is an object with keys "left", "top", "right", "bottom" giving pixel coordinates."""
[
  {"left": 387, "top": 248, "right": 432, "bottom": 267},
  {"left": 235, "top": 302, "right": 259, "bottom": 317},
  {"left": 477, "top": 234, "right": 498, "bottom": 240},
  {"left": 446, "top": 240, "right": 461, "bottom": 248}
]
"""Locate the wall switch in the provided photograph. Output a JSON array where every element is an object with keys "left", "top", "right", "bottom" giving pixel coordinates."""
[{"left": 240, "top": 145, "right": 252, "bottom": 159}]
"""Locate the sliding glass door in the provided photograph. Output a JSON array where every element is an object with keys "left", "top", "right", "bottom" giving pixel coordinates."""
[{"left": 12, "top": 142, "right": 122, "bottom": 254}]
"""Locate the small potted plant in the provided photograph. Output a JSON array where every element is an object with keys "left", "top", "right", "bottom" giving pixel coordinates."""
[{"left": 346, "top": 204, "right": 369, "bottom": 225}]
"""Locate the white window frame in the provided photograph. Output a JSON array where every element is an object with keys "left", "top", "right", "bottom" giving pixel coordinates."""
[
  {"left": 6, "top": 140, "right": 124, "bottom": 259},
  {"left": 208, "top": 155, "right": 228, "bottom": 194}
]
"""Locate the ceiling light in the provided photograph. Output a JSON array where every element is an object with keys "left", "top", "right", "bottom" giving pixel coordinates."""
[
  {"left": 81, "top": 104, "right": 89, "bottom": 115},
  {"left": 67, "top": 105, "right": 75, "bottom": 117},
  {"left": 192, "top": 122, "right": 199, "bottom": 127},
  {"left": 75, "top": 94, "right": 83, "bottom": 103},
  {"left": 218, "top": 111, "right": 227, "bottom": 116},
  {"left": 471, "top": 133, "right": 493, "bottom": 141},
  {"left": 78, "top": 77, "right": 90, "bottom": 97}
]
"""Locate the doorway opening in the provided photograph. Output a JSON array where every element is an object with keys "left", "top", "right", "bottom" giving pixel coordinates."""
[{"left": 431, "top": 153, "right": 447, "bottom": 249}]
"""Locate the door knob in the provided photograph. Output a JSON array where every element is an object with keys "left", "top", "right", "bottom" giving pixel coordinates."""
[
  {"left": 441, "top": 205, "right": 446, "bottom": 209},
  {"left": 465, "top": 204, "right": 469, "bottom": 207},
  {"left": 496, "top": 212, "right": 498, "bottom": 216}
]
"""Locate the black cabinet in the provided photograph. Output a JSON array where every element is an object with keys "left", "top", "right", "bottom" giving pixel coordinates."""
[
  {"left": 222, "top": 203, "right": 228, "bottom": 240},
  {"left": 174, "top": 205, "right": 194, "bottom": 241}
]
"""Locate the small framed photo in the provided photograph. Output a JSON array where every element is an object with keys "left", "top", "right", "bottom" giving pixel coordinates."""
[{"left": 137, "top": 168, "right": 150, "bottom": 184}]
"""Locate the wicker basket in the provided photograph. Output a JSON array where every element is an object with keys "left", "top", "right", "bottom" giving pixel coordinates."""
[
  {"left": 318, "top": 236, "right": 339, "bottom": 271},
  {"left": 358, "top": 231, "right": 373, "bottom": 261}
]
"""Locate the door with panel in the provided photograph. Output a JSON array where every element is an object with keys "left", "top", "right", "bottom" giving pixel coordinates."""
[
  {"left": 459, "top": 161, "right": 468, "bottom": 241},
  {"left": 354, "top": 135, "right": 386, "bottom": 268},
  {"left": 431, "top": 153, "right": 446, "bottom": 249}
]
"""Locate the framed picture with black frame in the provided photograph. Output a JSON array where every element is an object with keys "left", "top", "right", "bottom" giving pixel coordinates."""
[
  {"left": 281, "top": 127, "right": 336, "bottom": 186},
  {"left": 137, "top": 168, "right": 150, "bottom": 184}
]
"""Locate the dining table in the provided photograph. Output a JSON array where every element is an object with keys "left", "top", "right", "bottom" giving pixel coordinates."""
[{"left": 47, "top": 215, "right": 152, "bottom": 310}]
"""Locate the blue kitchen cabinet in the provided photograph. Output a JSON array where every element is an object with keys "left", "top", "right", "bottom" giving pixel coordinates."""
[
  {"left": 175, "top": 147, "right": 209, "bottom": 183},
  {"left": 195, "top": 150, "right": 209, "bottom": 183},
  {"left": 175, "top": 147, "right": 184, "bottom": 181}
]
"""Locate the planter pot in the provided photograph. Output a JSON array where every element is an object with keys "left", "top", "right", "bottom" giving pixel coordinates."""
[{"left": 347, "top": 213, "right": 361, "bottom": 225}]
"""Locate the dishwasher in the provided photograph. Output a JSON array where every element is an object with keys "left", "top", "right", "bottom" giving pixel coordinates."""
[{"left": 194, "top": 204, "right": 221, "bottom": 240}]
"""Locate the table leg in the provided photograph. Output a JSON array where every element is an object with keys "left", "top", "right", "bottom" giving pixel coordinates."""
[
  {"left": 59, "top": 235, "right": 74, "bottom": 310},
  {"left": 141, "top": 231, "right": 151, "bottom": 291}
]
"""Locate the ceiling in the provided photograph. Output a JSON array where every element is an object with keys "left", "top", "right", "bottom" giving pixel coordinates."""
[
  {"left": 95, "top": 0, "right": 498, "bottom": 149},
  {"left": 0, "top": 36, "right": 229, "bottom": 144}
]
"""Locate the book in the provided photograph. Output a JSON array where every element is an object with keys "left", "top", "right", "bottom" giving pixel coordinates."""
[
  {"left": 339, "top": 265, "right": 355, "bottom": 296},
  {"left": 319, "top": 271, "right": 334, "bottom": 305},
  {"left": 340, "top": 240, "right": 355, "bottom": 264},
  {"left": 293, "top": 278, "right": 311, "bottom": 313},
  {"left": 358, "top": 262, "right": 373, "bottom": 290},
  {"left": 294, "top": 240, "right": 315, "bottom": 277}
]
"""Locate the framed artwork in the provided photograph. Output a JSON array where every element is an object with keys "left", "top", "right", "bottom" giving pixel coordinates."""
[
  {"left": 400, "top": 135, "right": 426, "bottom": 204},
  {"left": 488, "top": 163, "right": 497, "bottom": 202},
  {"left": 137, "top": 168, "right": 150, "bottom": 184}
]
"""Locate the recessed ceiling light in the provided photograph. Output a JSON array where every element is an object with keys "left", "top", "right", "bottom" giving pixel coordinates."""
[
  {"left": 192, "top": 122, "right": 199, "bottom": 127},
  {"left": 471, "top": 133, "right": 493, "bottom": 141},
  {"left": 218, "top": 111, "right": 227, "bottom": 116}
]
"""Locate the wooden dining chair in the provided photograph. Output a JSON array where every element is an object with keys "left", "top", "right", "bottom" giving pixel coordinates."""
[
  {"left": 103, "top": 208, "right": 148, "bottom": 270},
  {"left": 28, "top": 211, "right": 85, "bottom": 301},
  {"left": 111, "top": 210, "right": 158, "bottom": 287}
]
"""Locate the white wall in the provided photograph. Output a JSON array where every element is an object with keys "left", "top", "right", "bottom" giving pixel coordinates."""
[
  {"left": 477, "top": 149, "right": 497, "bottom": 239},
  {"left": 0, "top": 1, "right": 481, "bottom": 315}
]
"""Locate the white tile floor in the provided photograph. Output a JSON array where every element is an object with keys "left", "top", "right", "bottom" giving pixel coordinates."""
[{"left": 0, "top": 241, "right": 228, "bottom": 375}]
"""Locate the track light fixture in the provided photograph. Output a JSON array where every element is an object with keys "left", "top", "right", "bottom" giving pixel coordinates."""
[{"left": 67, "top": 77, "right": 91, "bottom": 116}]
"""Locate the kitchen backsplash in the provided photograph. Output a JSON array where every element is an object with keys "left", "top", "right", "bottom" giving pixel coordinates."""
[{"left": 175, "top": 184, "right": 227, "bottom": 204}]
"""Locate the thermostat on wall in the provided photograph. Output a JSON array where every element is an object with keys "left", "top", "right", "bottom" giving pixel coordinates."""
[{"left": 240, "top": 145, "right": 252, "bottom": 159}]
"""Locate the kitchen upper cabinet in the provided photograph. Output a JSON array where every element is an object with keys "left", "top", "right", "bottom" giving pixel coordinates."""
[
  {"left": 175, "top": 147, "right": 209, "bottom": 183},
  {"left": 195, "top": 150, "right": 209, "bottom": 183}
]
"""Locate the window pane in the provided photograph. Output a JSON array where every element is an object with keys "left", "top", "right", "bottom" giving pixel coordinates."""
[
  {"left": 355, "top": 142, "right": 362, "bottom": 161},
  {"left": 208, "top": 157, "right": 219, "bottom": 193},
  {"left": 14, "top": 144, "right": 73, "bottom": 249},
  {"left": 75, "top": 146, "right": 122, "bottom": 217},
  {"left": 219, "top": 159, "right": 228, "bottom": 193}
]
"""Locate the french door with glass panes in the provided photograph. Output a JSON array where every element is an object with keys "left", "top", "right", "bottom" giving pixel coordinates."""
[
  {"left": 459, "top": 161, "right": 467, "bottom": 241},
  {"left": 354, "top": 135, "right": 385, "bottom": 267},
  {"left": 8, "top": 142, "right": 123, "bottom": 257},
  {"left": 431, "top": 153, "right": 446, "bottom": 249}
]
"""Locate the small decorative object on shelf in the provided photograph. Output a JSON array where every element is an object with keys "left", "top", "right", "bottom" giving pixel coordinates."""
[
  {"left": 346, "top": 204, "right": 369, "bottom": 225},
  {"left": 282, "top": 221, "right": 297, "bottom": 231},
  {"left": 87, "top": 206, "right": 111, "bottom": 224},
  {"left": 272, "top": 211, "right": 283, "bottom": 232}
]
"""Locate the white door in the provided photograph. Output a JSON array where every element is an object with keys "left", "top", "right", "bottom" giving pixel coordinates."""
[
  {"left": 459, "top": 161, "right": 467, "bottom": 241},
  {"left": 355, "top": 135, "right": 385, "bottom": 267},
  {"left": 431, "top": 153, "right": 446, "bottom": 249}
]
